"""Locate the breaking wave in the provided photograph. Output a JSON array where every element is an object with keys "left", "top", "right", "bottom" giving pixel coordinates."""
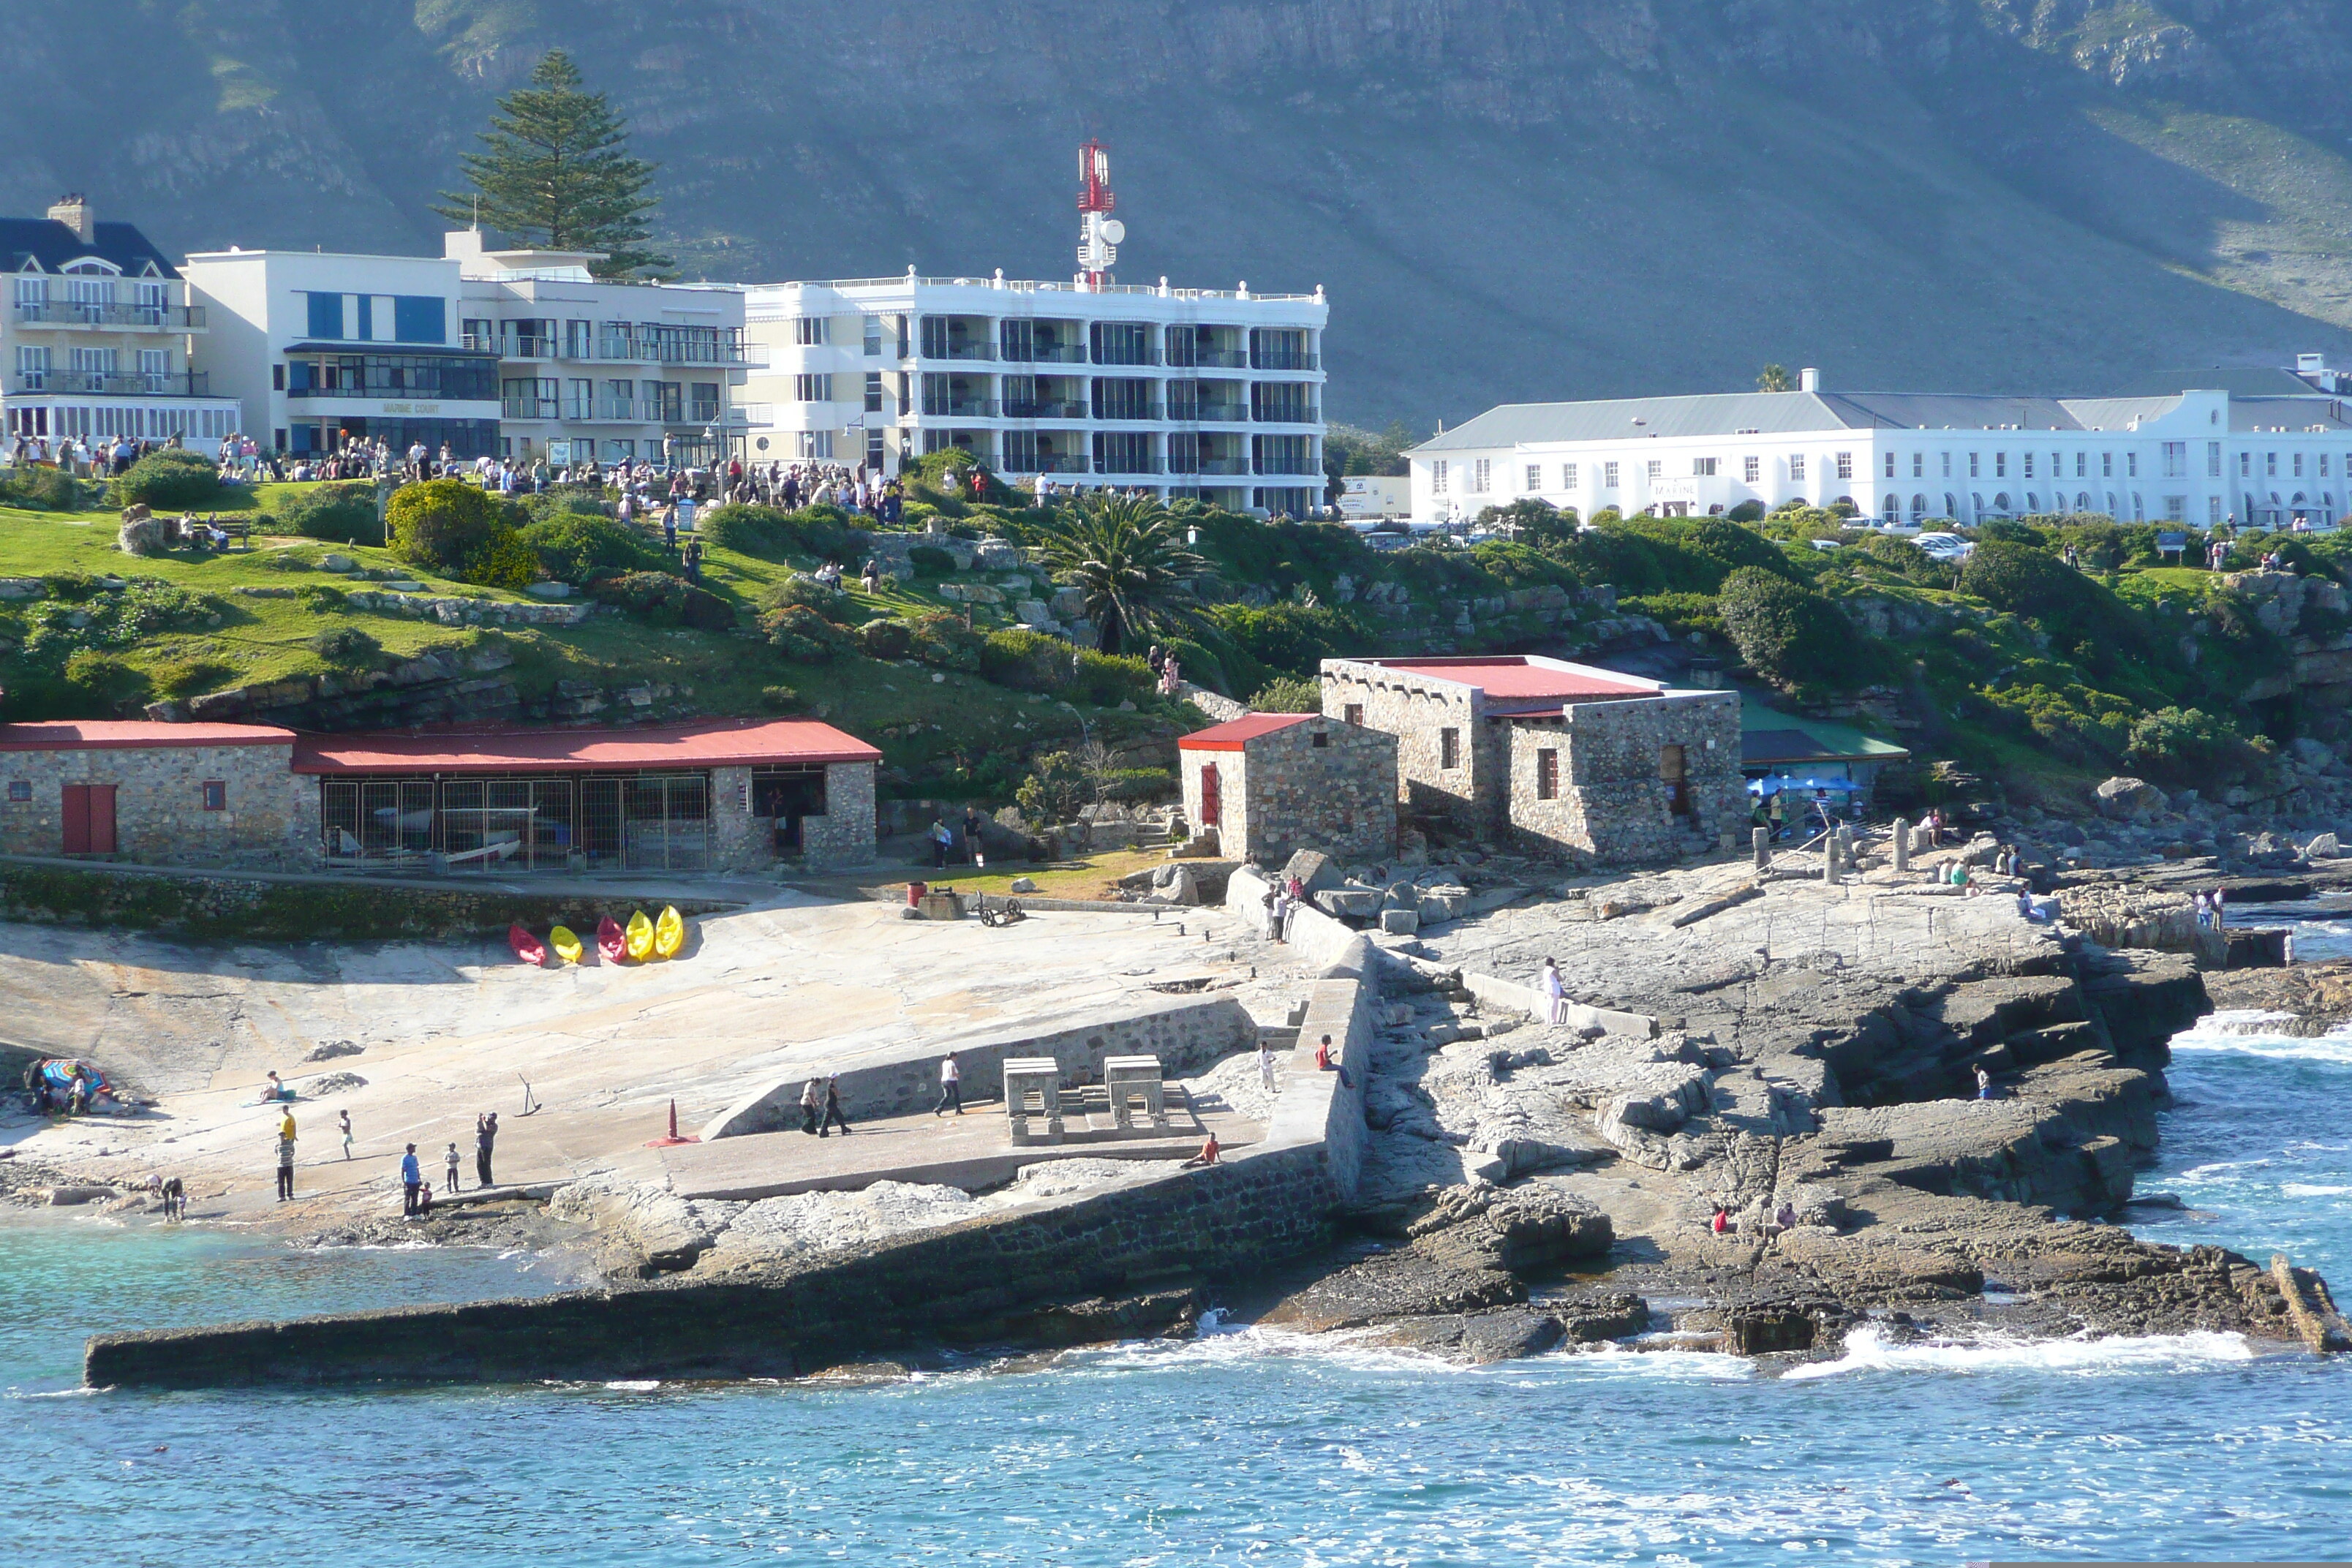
[{"left": 1782, "top": 1324, "right": 2257, "bottom": 1381}]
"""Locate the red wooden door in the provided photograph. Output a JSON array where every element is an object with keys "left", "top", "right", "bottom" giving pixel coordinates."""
[
  {"left": 61, "top": 785, "right": 116, "bottom": 853},
  {"left": 1200, "top": 763, "right": 1221, "bottom": 827}
]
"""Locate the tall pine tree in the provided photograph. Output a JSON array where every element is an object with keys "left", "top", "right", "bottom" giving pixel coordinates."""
[{"left": 434, "top": 50, "right": 671, "bottom": 280}]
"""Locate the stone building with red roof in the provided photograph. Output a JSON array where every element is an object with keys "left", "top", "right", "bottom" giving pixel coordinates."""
[
  {"left": 1319, "top": 655, "right": 1742, "bottom": 865},
  {"left": 1175, "top": 712, "right": 1396, "bottom": 864},
  {"left": 0, "top": 717, "right": 881, "bottom": 874}
]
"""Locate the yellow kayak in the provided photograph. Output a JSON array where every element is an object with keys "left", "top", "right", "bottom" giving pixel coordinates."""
[
  {"left": 549, "top": 924, "right": 583, "bottom": 965},
  {"left": 624, "top": 909, "right": 655, "bottom": 962},
  {"left": 653, "top": 905, "right": 686, "bottom": 959}
]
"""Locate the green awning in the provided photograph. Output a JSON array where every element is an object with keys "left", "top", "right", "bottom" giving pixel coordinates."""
[{"left": 1739, "top": 694, "right": 1909, "bottom": 769}]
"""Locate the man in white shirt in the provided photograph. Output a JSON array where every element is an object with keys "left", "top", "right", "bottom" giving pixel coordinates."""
[{"left": 935, "top": 1052, "right": 962, "bottom": 1116}]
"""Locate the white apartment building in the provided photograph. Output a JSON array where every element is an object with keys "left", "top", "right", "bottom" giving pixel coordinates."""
[
  {"left": 446, "top": 230, "right": 754, "bottom": 470},
  {"left": 741, "top": 270, "right": 1328, "bottom": 515},
  {"left": 3, "top": 197, "right": 241, "bottom": 453},
  {"left": 182, "top": 244, "right": 500, "bottom": 461},
  {"left": 183, "top": 232, "right": 752, "bottom": 466},
  {"left": 1412, "top": 368, "right": 2352, "bottom": 532}
]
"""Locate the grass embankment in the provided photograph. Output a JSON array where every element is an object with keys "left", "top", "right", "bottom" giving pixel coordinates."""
[{"left": 0, "top": 490, "right": 1175, "bottom": 800}]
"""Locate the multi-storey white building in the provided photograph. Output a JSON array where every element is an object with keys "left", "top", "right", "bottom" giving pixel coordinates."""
[
  {"left": 184, "top": 232, "right": 753, "bottom": 467},
  {"left": 182, "top": 244, "right": 500, "bottom": 461},
  {"left": 446, "top": 230, "right": 754, "bottom": 470},
  {"left": 1412, "top": 367, "right": 2352, "bottom": 531},
  {"left": 741, "top": 270, "right": 1328, "bottom": 515},
  {"left": 2, "top": 197, "right": 241, "bottom": 454}
]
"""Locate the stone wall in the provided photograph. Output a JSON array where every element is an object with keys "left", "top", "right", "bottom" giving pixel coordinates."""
[
  {"left": 0, "top": 742, "right": 311, "bottom": 868},
  {"left": 0, "top": 858, "right": 739, "bottom": 941},
  {"left": 702, "top": 991, "right": 1259, "bottom": 1137},
  {"left": 1504, "top": 692, "right": 1741, "bottom": 864},
  {"left": 802, "top": 761, "right": 878, "bottom": 870},
  {"left": 1320, "top": 659, "right": 1498, "bottom": 834}
]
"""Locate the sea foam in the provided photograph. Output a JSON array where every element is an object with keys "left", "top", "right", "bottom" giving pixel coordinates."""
[{"left": 1782, "top": 1324, "right": 2256, "bottom": 1381}]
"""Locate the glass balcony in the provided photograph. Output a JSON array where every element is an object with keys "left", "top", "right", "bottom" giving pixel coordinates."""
[
  {"left": 13, "top": 369, "right": 212, "bottom": 396},
  {"left": 1091, "top": 402, "right": 1163, "bottom": 422},
  {"left": 501, "top": 396, "right": 559, "bottom": 420},
  {"left": 1003, "top": 398, "right": 1087, "bottom": 419},
  {"left": 1169, "top": 399, "right": 1249, "bottom": 423},
  {"left": 12, "top": 301, "right": 205, "bottom": 330}
]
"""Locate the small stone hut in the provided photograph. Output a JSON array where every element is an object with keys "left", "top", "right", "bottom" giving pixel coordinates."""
[
  {"left": 1177, "top": 712, "right": 1397, "bottom": 864},
  {"left": 1319, "top": 655, "right": 1744, "bottom": 865}
]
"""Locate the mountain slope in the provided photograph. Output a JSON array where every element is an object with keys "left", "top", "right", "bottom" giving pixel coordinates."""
[{"left": 10, "top": 0, "right": 2352, "bottom": 426}]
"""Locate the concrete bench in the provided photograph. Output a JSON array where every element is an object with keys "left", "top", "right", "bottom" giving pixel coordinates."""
[
  {"left": 1102, "top": 1053, "right": 1168, "bottom": 1134},
  {"left": 1003, "top": 1055, "right": 1063, "bottom": 1145}
]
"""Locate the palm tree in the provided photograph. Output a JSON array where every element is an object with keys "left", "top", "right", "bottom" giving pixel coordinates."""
[{"left": 1035, "top": 492, "right": 1205, "bottom": 656}]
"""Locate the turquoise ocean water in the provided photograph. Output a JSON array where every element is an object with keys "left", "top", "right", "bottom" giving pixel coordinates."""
[{"left": 4, "top": 1019, "right": 2349, "bottom": 1564}]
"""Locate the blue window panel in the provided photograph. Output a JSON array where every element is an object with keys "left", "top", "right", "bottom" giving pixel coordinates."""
[
  {"left": 393, "top": 295, "right": 445, "bottom": 344},
  {"left": 355, "top": 295, "right": 374, "bottom": 341},
  {"left": 306, "top": 291, "right": 343, "bottom": 340}
]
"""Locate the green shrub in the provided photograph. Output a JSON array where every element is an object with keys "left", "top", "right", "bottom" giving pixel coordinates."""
[
  {"left": 908, "top": 611, "right": 983, "bottom": 672},
  {"left": 1014, "top": 750, "right": 1088, "bottom": 823},
  {"left": 1716, "top": 566, "right": 1850, "bottom": 689},
  {"left": 148, "top": 656, "right": 234, "bottom": 700},
  {"left": 520, "top": 511, "right": 666, "bottom": 583},
  {"left": 308, "top": 627, "right": 382, "bottom": 666},
  {"left": 758, "top": 683, "right": 804, "bottom": 713},
  {"left": 2127, "top": 705, "right": 2255, "bottom": 785},
  {"left": 386, "top": 479, "right": 501, "bottom": 574},
  {"left": 1073, "top": 650, "right": 1153, "bottom": 707},
  {"left": 299, "top": 584, "right": 347, "bottom": 613},
  {"left": 908, "top": 544, "right": 957, "bottom": 577},
  {"left": 62, "top": 650, "right": 151, "bottom": 712},
  {"left": 1959, "top": 541, "right": 2087, "bottom": 619},
  {"left": 464, "top": 532, "right": 540, "bottom": 592},
  {"left": 271, "top": 481, "right": 379, "bottom": 544},
  {"left": 980, "top": 627, "right": 1073, "bottom": 692},
  {"left": 0, "top": 464, "right": 95, "bottom": 512},
  {"left": 855, "top": 618, "right": 913, "bottom": 659},
  {"left": 1207, "top": 603, "right": 1357, "bottom": 680},
  {"left": 765, "top": 576, "right": 861, "bottom": 624},
  {"left": 594, "top": 570, "right": 734, "bottom": 630},
  {"left": 1098, "top": 766, "right": 1175, "bottom": 801},
  {"left": 1247, "top": 675, "right": 1322, "bottom": 713},
  {"left": 700, "top": 502, "right": 862, "bottom": 564},
  {"left": 108, "top": 448, "right": 249, "bottom": 511},
  {"left": 42, "top": 570, "right": 102, "bottom": 601},
  {"left": 760, "top": 604, "right": 848, "bottom": 662}
]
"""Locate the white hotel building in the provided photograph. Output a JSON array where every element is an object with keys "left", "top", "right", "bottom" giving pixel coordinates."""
[
  {"left": 741, "top": 271, "right": 1328, "bottom": 515},
  {"left": 1412, "top": 367, "right": 2352, "bottom": 532}
]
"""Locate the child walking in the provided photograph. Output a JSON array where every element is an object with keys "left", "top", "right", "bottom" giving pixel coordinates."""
[{"left": 444, "top": 1142, "right": 461, "bottom": 1194}]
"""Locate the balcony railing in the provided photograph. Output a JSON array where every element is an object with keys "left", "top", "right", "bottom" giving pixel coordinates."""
[
  {"left": 1092, "top": 403, "right": 1163, "bottom": 422},
  {"left": 570, "top": 397, "right": 641, "bottom": 421},
  {"left": 502, "top": 336, "right": 557, "bottom": 359},
  {"left": 502, "top": 396, "right": 559, "bottom": 420},
  {"left": 461, "top": 333, "right": 761, "bottom": 366},
  {"left": 1169, "top": 400, "right": 1249, "bottom": 423},
  {"left": 923, "top": 342, "right": 996, "bottom": 361},
  {"left": 922, "top": 397, "right": 998, "bottom": 418},
  {"left": 1094, "top": 456, "right": 1165, "bottom": 475},
  {"left": 13, "top": 369, "right": 212, "bottom": 396},
  {"left": 1251, "top": 350, "right": 1319, "bottom": 371},
  {"left": 1251, "top": 402, "right": 1321, "bottom": 425},
  {"left": 12, "top": 301, "right": 205, "bottom": 330},
  {"left": 1003, "top": 398, "right": 1087, "bottom": 419},
  {"left": 1001, "top": 343, "right": 1088, "bottom": 364},
  {"left": 287, "top": 379, "right": 493, "bottom": 402},
  {"left": 1172, "top": 457, "right": 1251, "bottom": 475},
  {"left": 1090, "top": 350, "right": 1156, "bottom": 366},
  {"left": 1011, "top": 454, "right": 1090, "bottom": 474}
]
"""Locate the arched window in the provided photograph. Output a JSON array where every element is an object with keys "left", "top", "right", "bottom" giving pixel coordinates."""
[
  {"left": 1994, "top": 492, "right": 2011, "bottom": 513},
  {"left": 2026, "top": 492, "right": 2040, "bottom": 512},
  {"left": 1911, "top": 493, "right": 1927, "bottom": 519},
  {"left": 2132, "top": 492, "right": 2144, "bottom": 521},
  {"left": 1944, "top": 492, "right": 1956, "bottom": 517},
  {"left": 2076, "top": 491, "right": 2089, "bottom": 512},
  {"left": 1882, "top": 494, "right": 1900, "bottom": 521},
  {"left": 1970, "top": 491, "right": 1984, "bottom": 515}
]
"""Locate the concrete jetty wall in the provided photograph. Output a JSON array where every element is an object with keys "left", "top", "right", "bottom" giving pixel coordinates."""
[
  {"left": 702, "top": 992, "right": 1259, "bottom": 1138},
  {"left": 86, "top": 949, "right": 1379, "bottom": 1388}
]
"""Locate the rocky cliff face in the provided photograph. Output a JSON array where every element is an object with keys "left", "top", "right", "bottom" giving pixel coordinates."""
[{"left": 11, "top": 0, "right": 2352, "bottom": 422}]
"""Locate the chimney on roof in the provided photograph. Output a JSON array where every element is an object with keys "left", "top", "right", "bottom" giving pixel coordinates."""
[
  {"left": 47, "top": 194, "right": 92, "bottom": 243},
  {"left": 1798, "top": 366, "right": 1820, "bottom": 393}
]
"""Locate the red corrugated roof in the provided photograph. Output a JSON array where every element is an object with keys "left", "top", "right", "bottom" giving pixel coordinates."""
[
  {"left": 291, "top": 718, "right": 883, "bottom": 775},
  {"left": 1177, "top": 713, "right": 1316, "bottom": 752},
  {"left": 0, "top": 720, "right": 295, "bottom": 752},
  {"left": 1373, "top": 657, "right": 1657, "bottom": 701}
]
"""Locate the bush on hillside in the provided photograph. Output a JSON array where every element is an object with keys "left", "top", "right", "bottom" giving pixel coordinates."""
[
  {"left": 854, "top": 618, "right": 913, "bottom": 659},
  {"left": 108, "top": 448, "right": 249, "bottom": 511},
  {"left": 1207, "top": 602, "right": 1357, "bottom": 681},
  {"left": 908, "top": 611, "right": 984, "bottom": 672},
  {"left": 2127, "top": 705, "right": 2258, "bottom": 785},
  {"left": 520, "top": 510, "right": 668, "bottom": 583},
  {"left": 764, "top": 575, "right": 862, "bottom": 623},
  {"left": 463, "top": 532, "right": 540, "bottom": 592},
  {"left": 758, "top": 683, "right": 804, "bottom": 713},
  {"left": 386, "top": 479, "right": 501, "bottom": 574},
  {"left": 1957, "top": 540, "right": 2087, "bottom": 619},
  {"left": 761, "top": 604, "right": 849, "bottom": 662},
  {"left": 980, "top": 627, "right": 1073, "bottom": 692},
  {"left": 1073, "top": 650, "right": 1153, "bottom": 707},
  {"left": 1014, "top": 750, "right": 1089, "bottom": 823},
  {"left": 1716, "top": 566, "right": 1850, "bottom": 689},
  {"left": 308, "top": 627, "right": 382, "bottom": 667},
  {"left": 1248, "top": 676, "right": 1322, "bottom": 713},
  {"left": 594, "top": 570, "right": 734, "bottom": 630},
  {"left": 61, "top": 650, "right": 151, "bottom": 713},
  {"left": 0, "top": 464, "right": 96, "bottom": 512},
  {"left": 699, "top": 501, "right": 862, "bottom": 565},
  {"left": 270, "top": 481, "right": 379, "bottom": 544},
  {"left": 907, "top": 544, "right": 957, "bottom": 577}
]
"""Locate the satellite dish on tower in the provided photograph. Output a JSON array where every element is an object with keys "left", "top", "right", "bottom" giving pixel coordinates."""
[{"left": 1099, "top": 219, "right": 1126, "bottom": 245}]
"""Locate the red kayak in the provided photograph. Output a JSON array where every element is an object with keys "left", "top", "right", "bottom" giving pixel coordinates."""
[
  {"left": 598, "top": 915, "right": 627, "bottom": 963},
  {"left": 508, "top": 923, "right": 547, "bottom": 966}
]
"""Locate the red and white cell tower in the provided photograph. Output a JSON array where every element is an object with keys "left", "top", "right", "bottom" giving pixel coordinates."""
[{"left": 1076, "top": 138, "right": 1125, "bottom": 288}]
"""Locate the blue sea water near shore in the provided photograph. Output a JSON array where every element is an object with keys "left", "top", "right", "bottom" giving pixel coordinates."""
[{"left": 7, "top": 998, "right": 2352, "bottom": 1560}]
